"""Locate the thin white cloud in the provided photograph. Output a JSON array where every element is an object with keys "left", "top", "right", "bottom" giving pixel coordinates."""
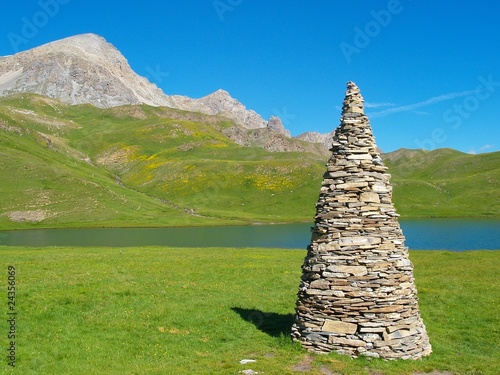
[
  {"left": 480, "top": 144, "right": 494, "bottom": 151},
  {"left": 468, "top": 144, "right": 495, "bottom": 154},
  {"left": 364, "top": 102, "right": 395, "bottom": 109},
  {"left": 367, "top": 89, "right": 479, "bottom": 118},
  {"left": 409, "top": 110, "right": 432, "bottom": 116}
]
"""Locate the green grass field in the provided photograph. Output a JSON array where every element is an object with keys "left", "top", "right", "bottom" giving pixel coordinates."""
[{"left": 1, "top": 247, "right": 498, "bottom": 374}]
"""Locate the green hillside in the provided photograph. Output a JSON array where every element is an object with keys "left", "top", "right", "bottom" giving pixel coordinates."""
[
  {"left": 0, "top": 96, "right": 231, "bottom": 229},
  {"left": 384, "top": 148, "right": 500, "bottom": 217},
  {"left": 0, "top": 94, "right": 498, "bottom": 229}
]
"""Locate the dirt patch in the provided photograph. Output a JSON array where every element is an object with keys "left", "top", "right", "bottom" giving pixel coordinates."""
[
  {"left": 97, "top": 145, "right": 139, "bottom": 167},
  {"left": 292, "top": 356, "right": 314, "bottom": 372},
  {"left": 7, "top": 106, "right": 77, "bottom": 130},
  {"left": 109, "top": 106, "right": 147, "bottom": 119},
  {"left": 5, "top": 210, "right": 53, "bottom": 223},
  {"left": 0, "top": 120, "right": 24, "bottom": 134}
]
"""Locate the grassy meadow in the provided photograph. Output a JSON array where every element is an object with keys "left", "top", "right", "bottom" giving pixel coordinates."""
[
  {"left": 1, "top": 94, "right": 499, "bottom": 231},
  {"left": 1, "top": 246, "right": 498, "bottom": 374}
]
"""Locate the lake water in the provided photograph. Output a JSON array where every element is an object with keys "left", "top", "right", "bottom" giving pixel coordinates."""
[{"left": 0, "top": 219, "right": 498, "bottom": 250}]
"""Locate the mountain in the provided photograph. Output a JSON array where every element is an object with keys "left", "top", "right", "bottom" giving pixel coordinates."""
[
  {"left": 0, "top": 33, "right": 309, "bottom": 145},
  {"left": 0, "top": 94, "right": 498, "bottom": 230},
  {"left": 168, "top": 89, "right": 268, "bottom": 130},
  {"left": 0, "top": 33, "right": 172, "bottom": 108}
]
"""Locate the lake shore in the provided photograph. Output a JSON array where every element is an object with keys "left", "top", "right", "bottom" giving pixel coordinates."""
[{"left": 1, "top": 213, "right": 499, "bottom": 232}]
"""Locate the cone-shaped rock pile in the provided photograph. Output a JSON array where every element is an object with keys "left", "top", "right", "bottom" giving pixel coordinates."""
[{"left": 291, "top": 82, "right": 432, "bottom": 360}]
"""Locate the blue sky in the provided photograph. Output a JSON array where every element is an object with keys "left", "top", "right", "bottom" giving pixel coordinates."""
[{"left": 1, "top": 0, "right": 499, "bottom": 153}]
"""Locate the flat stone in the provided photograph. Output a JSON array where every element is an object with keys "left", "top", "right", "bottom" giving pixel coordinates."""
[
  {"left": 360, "top": 192, "right": 380, "bottom": 203},
  {"left": 372, "top": 166, "right": 389, "bottom": 173},
  {"left": 326, "top": 265, "right": 367, "bottom": 276},
  {"left": 359, "top": 326, "right": 386, "bottom": 333},
  {"left": 383, "top": 328, "right": 419, "bottom": 341},
  {"left": 336, "top": 181, "right": 369, "bottom": 189},
  {"left": 369, "top": 305, "right": 404, "bottom": 313},
  {"left": 378, "top": 242, "right": 396, "bottom": 250},
  {"left": 396, "top": 259, "right": 413, "bottom": 268},
  {"left": 347, "top": 153, "right": 372, "bottom": 160},
  {"left": 322, "top": 320, "right": 357, "bottom": 334},
  {"left": 328, "top": 336, "right": 366, "bottom": 347},
  {"left": 337, "top": 196, "right": 359, "bottom": 203},
  {"left": 386, "top": 324, "right": 415, "bottom": 333},
  {"left": 370, "top": 182, "right": 390, "bottom": 193},
  {"left": 349, "top": 147, "right": 371, "bottom": 154},
  {"left": 322, "top": 271, "right": 349, "bottom": 278},
  {"left": 326, "top": 171, "right": 350, "bottom": 178},
  {"left": 324, "top": 242, "right": 341, "bottom": 251},
  {"left": 310, "top": 279, "right": 330, "bottom": 290},
  {"left": 305, "top": 289, "right": 324, "bottom": 295},
  {"left": 339, "top": 236, "right": 381, "bottom": 246}
]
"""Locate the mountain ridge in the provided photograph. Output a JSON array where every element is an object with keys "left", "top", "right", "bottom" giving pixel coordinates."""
[{"left": 0, "top": 33, "right": 308, "bottom": 143}]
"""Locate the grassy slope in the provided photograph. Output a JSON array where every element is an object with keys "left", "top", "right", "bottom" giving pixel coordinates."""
[
  {"left": 385, "top": 148, "right": 500, "bottom": 217},
  {"left": 65, "top": 104, "right": 324, "bottom": 222},
  {"left": 0, "top": 94, "right": 324, "bottom": 228},
  {"left": 2, "top": 246, "right": 498, "bottom": 374},
  {"left": 0, "top": 96, "right": 231, "bottom": 229},
  {"left": 0, "top": 94, "right": 498, "bottom": 229}
]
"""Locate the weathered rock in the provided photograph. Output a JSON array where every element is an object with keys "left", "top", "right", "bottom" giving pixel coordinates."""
[
  {"left": 266, "top": 115, "right": 291, "bottom": 137},
  {"left": 291, "top": 82, "right": 431, "bottom": 360}
]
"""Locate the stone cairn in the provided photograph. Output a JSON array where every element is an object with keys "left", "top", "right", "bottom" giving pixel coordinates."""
[{"left": 291, "top": 82, "right": 432, "bottom": 360}]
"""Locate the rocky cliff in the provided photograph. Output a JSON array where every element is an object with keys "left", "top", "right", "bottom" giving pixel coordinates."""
[{"left": 0, "top": 33, "right": 173, "bottom": 108}]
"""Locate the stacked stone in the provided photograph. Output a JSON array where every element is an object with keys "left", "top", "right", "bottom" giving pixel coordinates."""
[{"left": 291, "top": 82, "right": 432, "bottom": 360}]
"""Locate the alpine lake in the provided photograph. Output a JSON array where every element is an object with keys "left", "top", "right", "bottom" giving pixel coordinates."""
[{"left": 0, "top": 218, "right": 498, "bottom": 250}]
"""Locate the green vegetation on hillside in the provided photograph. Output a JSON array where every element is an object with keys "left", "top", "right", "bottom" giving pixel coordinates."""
[
  {"left": 0, "top": 96, "right": 234, "bottom": 229},
  {"left": 385, "top": 148, "right": 500, "bottom": 217},
  {"left": 0, "top": 94, "right": 498, "bottom": 229},
  {"left": 2, "top": 246, "right": 498, "bottom": 374}
]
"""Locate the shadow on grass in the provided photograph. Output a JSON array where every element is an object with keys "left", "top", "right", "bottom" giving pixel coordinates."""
[{"left": 231, "top": 307, "right": 295, "bottom": 337}]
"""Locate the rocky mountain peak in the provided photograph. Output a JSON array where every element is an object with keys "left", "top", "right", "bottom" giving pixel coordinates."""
[
  {"left": 209, "top": 88, "right": 231, "bottom": 97},
  {"left": 168, "top": 88, "right": 269, "bottom": 130},
  {"left": 267, "top": 116, "right": 291, "bottom": 137},
  {"left": 45, "top": 33, "right": 113, "bottom": 57},
  {"left": 198, "top": 89, "right": 243, "bottom": 112},
  {"left": 0, "top": 33, "right": 172, "bottom": 108}
]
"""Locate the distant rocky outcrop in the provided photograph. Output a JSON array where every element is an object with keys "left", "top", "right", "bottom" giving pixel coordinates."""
[
  {"left": 167, "top": 89, "right": 270, "bottom": 130},
  {"left": 266, "top": 116, "right": 291, "bottom": 137},
  {"left": 296, "top": 131, "right": 335, "bottom": 149},
  {"left": 222, "top": 125, "right": 328, "bottom": 155}
]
